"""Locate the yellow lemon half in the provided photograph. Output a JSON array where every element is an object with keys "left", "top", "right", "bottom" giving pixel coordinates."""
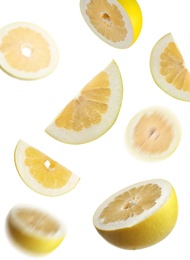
[
  {"left": 14, "top": 140, "right": 80, "bottom": 196},
  {"left": 80, "top": 0, "right": 142, "bottom": 49},
  {"left": 0, "top": 22, "right": 59, "bottom": 80},
  {"left": 7, "top": 204, "right": 66, "bottom": 254},
  {"left": 150, "top": 33, "right": 190, "bottom": 101},
  {"left": 126, "top": 106, "right": 181, "bottom": 161},
  {"left": 93, "top": 179, "right": 178, "bottom": 250},
  {"left": 45, "top": 60, "right": 123, "bottom": 144}
]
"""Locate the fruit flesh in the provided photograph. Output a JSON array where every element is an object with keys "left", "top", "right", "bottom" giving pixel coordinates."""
[
  {"left": 0, "top": 27, "right": 51, "bottom": 72},
  {"left": 24, "top": 146, "right": 72, "bottom": 189}
]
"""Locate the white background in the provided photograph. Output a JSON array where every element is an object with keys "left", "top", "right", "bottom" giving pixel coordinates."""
[{"left": 0, "top": 0, "right": 190, "bottom": 258}]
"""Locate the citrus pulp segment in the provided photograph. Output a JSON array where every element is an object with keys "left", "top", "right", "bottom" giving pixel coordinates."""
[
  {"left": 0, "top": 22, "right": 59, "bottom": 80},
  {"left": 14, "top": 140, "right": 80, "bottom": 196},
  {"left": 150, "top": 33, "right": 190, "bottom": 101},
  {"left": 45, "top": 60, "right": 123, "bottom": 144},
  {"left": 80, "top": 0, "right": 142, "bottom": 49},
  {"left": 93, "top": 179, "right": 178, "bottom": 250},
  {"left": 7, "top": 205, "right": 66, "bottom": 254},
  {"left": 126, "top": 107, "right": 181, "bottom": 161}
]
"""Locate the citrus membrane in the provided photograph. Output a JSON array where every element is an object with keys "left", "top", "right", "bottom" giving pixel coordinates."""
[
  {"left": 150, "top": 33, "right": 190, "bottom": 101},
  {"left": 45, "top": 60, "right": 123, "bottom": 144},
  {"left": 7, "top": 204, "right": 66, "bottom": 254},
  {"left": 14, "top": 140, "right": 80, "bottom": 196},
  {"left": 80, "top": 0, "right": 142, "bottom": 49},
  {"left": 0, "top": 22, "right": 59, "bottom": 80},
  {"left": 93, "top": 179, "right": 178, "bottom": 250},
  {"left": 126, "top": 106, "right": 181, "bottom": 161}
]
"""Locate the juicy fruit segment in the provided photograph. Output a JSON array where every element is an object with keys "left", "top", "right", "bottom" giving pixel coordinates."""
[
  {"left": 80, "top": 0, "right": 142, "bottom": 49},
  {"left": 0, "top": 22, "right": 58, "bottom": 80},
  {"left": 45, "top": 60, "right": 123, "bottom": 144},
  {"left": 150, "top": 33, "right": 190, "bottom": 101},
  {"left": 14, "top": 140, "right": 79, "bottom": 196},
  {"left": 126, "top": 107, "right": 181, "bottom": 161},
  {"left": 7, "top": 205, "right": 66, "bottom": 254},
  {"left": 93, "top": 179, "right": 178, "bottom": 250}
]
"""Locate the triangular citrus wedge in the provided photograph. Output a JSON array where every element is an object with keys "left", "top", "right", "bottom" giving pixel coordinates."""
[
  {"left": 0, "top": 22, "right": 59, "bottom": 80},
  {"left": 45, "top": 60, "right": 123, "bottom": 144},
  {"left": 150, "top": 33, "right": 190, "bottom": 101},
  {"left": 14, "top": 140, "right": 79, "bottom": 196}
]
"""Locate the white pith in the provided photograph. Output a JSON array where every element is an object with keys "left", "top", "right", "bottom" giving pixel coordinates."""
[{"left": 93, "top": 179, "right": 172, "bottom": 230}]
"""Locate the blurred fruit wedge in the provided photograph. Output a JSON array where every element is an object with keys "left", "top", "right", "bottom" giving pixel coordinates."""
[
  {"left": 45, "top": 60, "right": 123, "bottom": 144},
  {"left": 0, "top": 22, "right": 59, "bottom": 80},
  {"left": 150, "top": 33, "right": 190, "bottom": 101},
  {"left": 7, "top": 204, "right": 66, "bottom": 254},
  {"left": 126, "top": 106, "right": 181, "bottom": 161},
  {"left": 93, "top": 179, "right": 178, "bottom": 250},
  {"left": 14, "top": 140, "right": 79, "bottom": 196},
  {"left": 80, "top": 0, "right": 142, "bottom": 49}
]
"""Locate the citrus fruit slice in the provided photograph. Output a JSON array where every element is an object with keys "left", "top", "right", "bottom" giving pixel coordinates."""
[
  {"left": 14, "top": 140, "right": 80, "bottom": 196},
  {"left": 45, "top": 60, "right": 123, "bottom": 144},
  {"left": 80, "top": 0, "right": 142, "bottom": 49},
  {"left": 126, "top": 107, "right": 181, "bottom": 161},
  {"left": 7, "top": 204, "right": 66, "bottom": 254},
  {"left": 0, "top": 22, "right": 59, "bottom": 80},
  {"left": 150, "top": 33, "right": 190, "bottom": 101},
  {"left": 93, "top": 179, "right": 178, "bottom": 250}
]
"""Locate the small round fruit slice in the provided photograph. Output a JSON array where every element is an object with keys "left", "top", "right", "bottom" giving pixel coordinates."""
[
  {"left": 45, "top": 60, "right": 123, "bottom": 144},
  {"left": 150, "top": 33, "right": 190, "bottom": 101},
  {"left": 93, "top": 179, "right": 178, "bottom": 250},
  {"left": 7, "top": 204, "right": 66, "bottom": 254},
  {"left": 14, "top": 140, "right": 80, "bottom": 196},
  {"left": 0, "top": 22, "right": 59, "bottom": 80},
  {"left": 80, "top": 0, "right": 142, "bottom": 49},
  {"left": 126, "top": 107, "right": 181, "bottom": 161}
]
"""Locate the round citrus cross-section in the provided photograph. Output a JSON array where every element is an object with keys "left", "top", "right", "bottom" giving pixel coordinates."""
[
  {"left": 93, "top": 179, "right": 178, "bottom": 250},
  {"left": 150, "top": 33, "right": 190, "bottom": 101},
  {"left": 14, "top": 140, "right": 80, "bottom": 196},
  {"left": 126, "top": 106, "right": 181, "bottom": 161},
  {"left": 0, "top": 22, "right": 59, "bottom": 80},
  {"left": 45, "top": 60, "right": 123, "bottom": 144},
  {"left": 7, "top": 204, "right": 66, "bottom": 254},
  {"left": 80, "top": 0, "right": 142, "bottom": 49}
]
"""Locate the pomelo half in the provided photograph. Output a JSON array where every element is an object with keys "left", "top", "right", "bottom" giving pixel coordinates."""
[
  {"left": 80, "top": 0, "right": 142, "bottom": 49},
  {"left": 93, "top": 179, "right": 178, "bottom": 250}
]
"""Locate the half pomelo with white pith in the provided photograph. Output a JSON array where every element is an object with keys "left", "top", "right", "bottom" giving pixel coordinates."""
[
  {"left": 93, "top": 179, "right": 178, "bottom": 250},
  {"left": 80, "top": 0, "right": 142, "bottom": 49},
  {"left": 45, "top": 60, "right": 123, "bottom": 144},
  {"left": 0, "top": 22, "right": 59, "bottom": 80},
  {"left": 7, "top": 204, "right": 66, "bottom": 254}
]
